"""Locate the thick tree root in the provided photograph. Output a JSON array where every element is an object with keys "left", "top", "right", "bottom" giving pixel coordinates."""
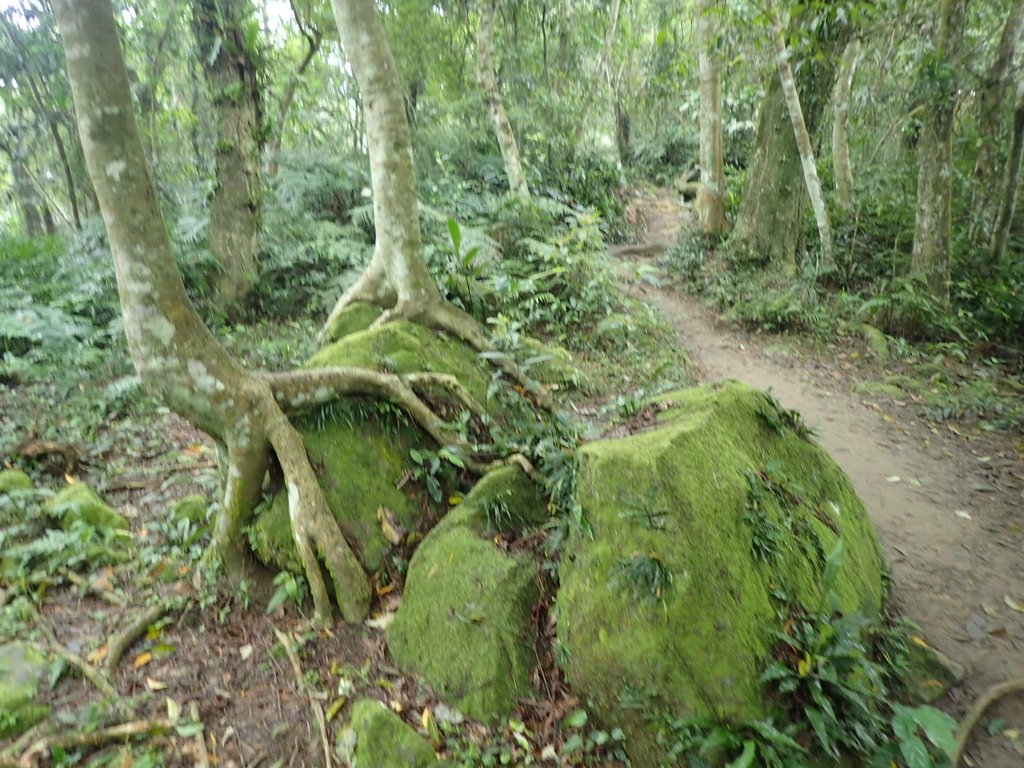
[
  {"left": 265, "top": 408, "right": 371, "bottom": 625},
  {"left": 953, "top": 678, "right": 1024, "bottom": 765},
  {"left": 13, "top": 719, "right": 178, "bottom": 767}
]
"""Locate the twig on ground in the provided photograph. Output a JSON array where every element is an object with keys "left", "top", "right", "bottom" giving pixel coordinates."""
[
  {"left": 272, "top": 627, "right": 333, "bottom": 768},
  {"left": 190, "top": 702, "right": 210, "bottom": 767},
  {"left": 104, "top": 595, "right": 188, "bottom": 677},
  {"left": 953, "top": 678, "right": 1024, "bottom": 766},
  {"left": 23, "top": 602, "right": 118, "bottom": 700},
  {"left": 16, "top": 718, "right": 177, "bottom": 766}
]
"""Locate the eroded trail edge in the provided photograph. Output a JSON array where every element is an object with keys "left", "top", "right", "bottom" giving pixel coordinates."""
[{"left": 613, "top": 189, "right": 1024, "bottom": 767}]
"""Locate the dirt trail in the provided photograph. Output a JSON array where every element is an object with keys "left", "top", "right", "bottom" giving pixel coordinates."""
[{"left": 615, "top": 189, "right": 1024, "bottom": 766}]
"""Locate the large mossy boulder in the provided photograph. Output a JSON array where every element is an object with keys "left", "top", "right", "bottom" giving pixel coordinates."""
[
  {"left": 387, "top": 467, "right": 546, "bottom": 721},
  {"left": 556, "top": 381, "right": 886, "bottom": 763},
  {"left": 0, "top": 642, "right": 50, "bottom": 739},
  {"left": 339, "top": 698, "right": 437, "bottom": 767},
  {"left": 248, "top": 304, "right": 495, "bottom": 574}
]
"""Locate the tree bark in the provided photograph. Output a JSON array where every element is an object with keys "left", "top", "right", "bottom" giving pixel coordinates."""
[
  {"left": 191, "top": 0, "right": 264, "bottom": 313},
  {"left": 766, "top": 0, "right": 834, "bottom": 268},
  {"left": 696, "top": 0, "right": 727, "bottom": 235},
  {"left": 990, "top": 80, "right": 1024, "bottom": 265},
  {"left": 832, "top": 38, "right": 861, "bottom": 213},
  {"left": 911, "top": 0, "right": 969, "bottom": 302},
  {"left": 477, "top": 0, "right": 530, "bottom": 198},
  {"left": 267, "top": 0, "right": 322, "bottom": 179},
  {"left": 570, "top": 0, "right": 621, "bottom": 152},
  {"left": 731, "top": 6, "right": 851, "bottom": 268},
  {"left": 969, "top": 2, "right": 1024, "bottom": 249},
  {"left": 8, "top": 142, "right": 45, "bottom": 237},
  {"left": 55, "top": 0, "right": 371, "bottom": 626}
]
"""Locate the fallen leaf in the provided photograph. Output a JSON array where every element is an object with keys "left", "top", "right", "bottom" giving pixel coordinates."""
[
  {"left": 239, "top": 643, "right": 253, "bottom": 661},
  {"left": 326, "top": 697, "right": 347, "bottom": 722},
  {"left": 64, "top": 473, "right": 78, "bottom": 485},
  {"left": 365, "top": 612, "right": 396, "bottom": 630},
  {"left": 133, "top": 651, "right": 153, "bottom": 669},
  {"left": 908, "top": 478, "right": 922, "bottom": 488},
  {"left": 421, "top": 707, "right": 432, "bottom": 731},
  {"left": 88, "top": 644, "right": 109, "bottom": 664},
  {"left": 146, "top": 676, "right": 168, "bottom": 691},
  {"left": 955, "top": 510, "right": 972, "bottom": 520},
  {"left": 389, "top": 700, "right": 404, "bottom": 713},
  {"left": 886, "top": 476, "right": 901, "bottom": 483},
  {"left": 166, "top": 697, "right": 181, "bottom": 720},
  {"left": 1004, "top": 596, "right": 1024, "bottom": 613}
]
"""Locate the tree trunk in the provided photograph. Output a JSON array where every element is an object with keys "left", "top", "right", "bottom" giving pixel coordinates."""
[
  {"left": 832, "top": 38, "right": 861, "bottom": 213},
  {"left": 614, "top": 96, "right": 632, "bottom": 166},
  {"left": 969, "top": 2, "right": 1024, "bottom": 249},
  {"left": 911, "top": 0, "right": 968, "bottom": 302},
  {"left": 696, "top": 0, "right": 727, "bottom": 235},
  {"left": 267, "top": 1, "right": 322, "bottom": 179},
  {"left": 767, "top": 0, "right": 834, "bottom": 268},
  {"left": 570, "top": 0, "right": 621, "bottom": 152},
  {"left": 55, "top": 0, "right": 371, "bottom": 626},
  {"left": 9, "top": 145, "right": 45, "bottom": 237},
  {"left": 191, "top": 0, "right": 264, "bottom": 314},
  {"left": 731, "top": 7, "right": 851, "bottom": 268},
  {"left": 990, "top": 80, "right": 1024, "bottom": 265},
  {"left": 477, "top": 0, "right": 530, "bottom": 198}
]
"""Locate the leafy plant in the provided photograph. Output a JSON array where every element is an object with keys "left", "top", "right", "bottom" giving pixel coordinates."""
[{"left": 610, "top": 554, "right": 673, "bottom": 603}]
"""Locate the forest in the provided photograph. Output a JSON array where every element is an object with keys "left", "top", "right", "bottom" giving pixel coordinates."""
[{"left": 0, "top": 0, "right": 1023, "bottom": 765}]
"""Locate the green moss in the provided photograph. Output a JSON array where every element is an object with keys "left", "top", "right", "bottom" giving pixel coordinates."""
[
  {"left": 0, "top": 470, "right": 32, "bottom": 494},
  {"left": 172, "top": 494, "right": 209, "bottom": 525},
  {"left": 47, "top": 484, "right": 129, "bottom": 532},
  {"left": 323, "top": 302, "right": 385, "bottom": 342},
  {"left": 341, "top": 698, "right": 437, "bottom": 767},
  {"left": 857, "top": 323, "right": 890, "bottom": 360},
  {"left": 439, "top": 466, "right": 548, "bottom": 537},
  {"left": 249, "top": 320, "right": 496, "bottom": 575},
  {"left": 556, "top": 381, "right": 885, "bottom": 763},
  {"left": 388, "top": 468, "right": 542, "bottom": 721},
  {"left": 0, "top": 642, "right": 50, "bottom": 739}
]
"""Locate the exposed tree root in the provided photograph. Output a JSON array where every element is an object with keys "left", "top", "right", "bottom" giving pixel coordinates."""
[
  {"left": 104, "top": 596, "right": 189, "bottom": 677},
  {"left": 265, "top": 406, "right": 371, "bottom": 626},
  {"left": 953, "top": 678, "right": 1024, "bottom": 765},
  {"left": 14, "top": 718, "right": 177, "bottom": 767},
  {"left": 273, "top": 627, "right": 333, "bottom": 767}
]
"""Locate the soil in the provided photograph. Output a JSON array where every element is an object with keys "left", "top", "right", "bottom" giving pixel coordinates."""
[{"left": 613, "top": 188, "right": 1024, "bottom": 767}]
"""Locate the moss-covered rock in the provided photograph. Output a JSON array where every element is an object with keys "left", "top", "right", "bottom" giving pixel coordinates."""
[
  {"left": 556, "top": 381, "right": 886, "bottom": 763},
  {"left": 0, "top": 642, "right": 50, "bottom": 739},
  {"left": 172, "top": 494, "right": 209, "bottom": 525},
  {"left": 388, "top": 467, "right": 544, "bottom": 721},
  {"left": 249, "top": 311, "right": 496, "bottom": 575},
  {"left": 519, "top": 337, "right": 580, "bottom": 391},
  {"left": 0, "top": 469, "right": 33, "bottom": 494},
  {"left": 47, "top": 484, "right": 129, "bottom": 532},
  {"left": 339, "top": 698, "right": 437, "bottom": 767}
]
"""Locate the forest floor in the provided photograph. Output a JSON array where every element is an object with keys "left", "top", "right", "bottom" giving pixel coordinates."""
[{"left": 610, "top": 188, "right": 1024, "bottom": 767}]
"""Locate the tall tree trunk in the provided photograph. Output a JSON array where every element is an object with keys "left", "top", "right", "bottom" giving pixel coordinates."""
[
  {"left": 570, "top": 0, "right": 621, "bottom": 151},
  {"left": 696, "top": 0, "right": 727, "bottom": 235},
  {"left": 477, "top": 0, "right": 530, "bottom": 198},
  {"left": 192, "top": 0, "right": 264, "bottom": 313},
  {"left": 731, "top": 7, "right": 851, "bottom": 268},
  {"left": 911, "top": 0, "right": 969, "bottom": 302},
  {"left": 767, "top": 0, "right": 834, "bottom": 268},
  {"left": 9, "top": 145, "right": 44, "bottom": 237},
  {"left": 832, "top": 38, "right": 861, "bottom": 213},
  {"left": 267, "top": 0, "right": 322, "bottom": 179},
  {"left": 614, "top": 95, "right": 631, "bottom": 166},
  {"left": 55, "top": 0, "right": 370, "bottom": 626},
  {"left": 990, "top": 80, "right": 1024, "bottom": 265},
  {"left": 557, "top": 0, "right": 573, "bottom": 80},
  {"left": 969, "top": 2, "right": 1024, "bottom": 248}
]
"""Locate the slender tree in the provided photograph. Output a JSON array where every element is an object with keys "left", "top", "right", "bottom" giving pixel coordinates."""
[
  {"left": 570, "top": 0, "right": 621, "bottom": 152},
  {"left": 832, "top": 38, "right": 861, "bottom": 213},
  {"left": 191, "top": 0, "right": 264, "bottom": 312},
  {"left": 477, "top": 0, "right": 530, "bottom": 198},
  {"left": 54, "top": 0, "right": 525, "bottom": 627},
  {"left": 766, "top": 0, "right": 834, "bottom": 267},
  {"left": 731, "top": 4, "right": 851, "bottom": 268},
  {"left": 990, "top": 79, "right": 1024, "bottom": 265},
  {"left": 969, "top": 2, "right": 1024, "bottom": 249},
  {"left": 910, "top": 0, "right": 969, "bottom": 301},
  {"left": 696, "top": 0, "right": 727, "bottom": 235}
]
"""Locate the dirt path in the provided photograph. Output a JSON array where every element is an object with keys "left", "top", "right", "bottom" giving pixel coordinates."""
[{"left": 615, "top": 189, "right": 1024, "bottom": 766}]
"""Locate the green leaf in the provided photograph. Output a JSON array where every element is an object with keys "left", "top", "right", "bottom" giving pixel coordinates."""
[
  {"left": 823, "top": 537, "right": 846, "bottom": 590},
  {"left": 910, "top": 705, "right": 958, "bottom": 756},
  {"left": 805, "top": 706, "right": 839, "bottom": 758},
  {"left": 560, "top": 734, "right": 584, "bottom": 754},
  {"left": 898, "top": 734, "right": 932, "bottom": 768},
  {"left": 447, "top": 218, "right": 461, "bottom": 254},
  {"left": 725, "top": 740, "right": 756, "bottom": 768},
  {"left": 564, "top": 709, "right": 588, "bottom": 728}
]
